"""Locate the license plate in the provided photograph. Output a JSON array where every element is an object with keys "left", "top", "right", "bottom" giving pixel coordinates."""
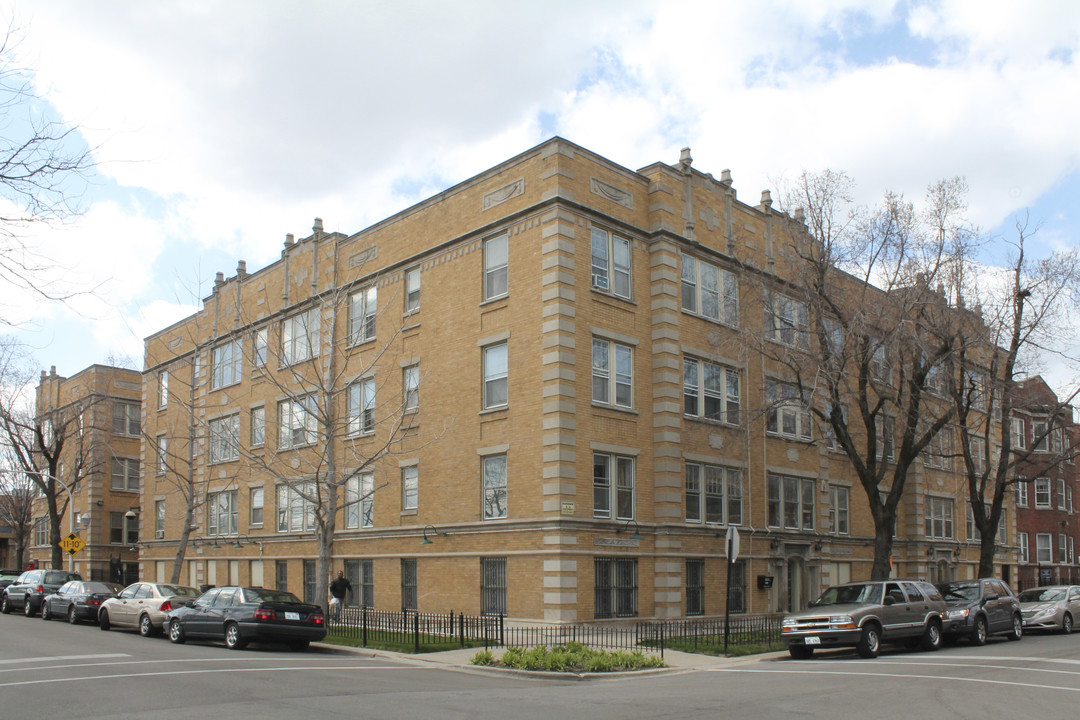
[
  {"left": 804, "top": 636, "right": 821, "bottom": 645},
  {"left": 284, "top": 611, "right": 300, "bottom": 620}
]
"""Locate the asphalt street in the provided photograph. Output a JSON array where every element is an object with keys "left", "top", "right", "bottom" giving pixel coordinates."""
[{"left": 5, "top": 610, "right": 1080, "bottom": 719}]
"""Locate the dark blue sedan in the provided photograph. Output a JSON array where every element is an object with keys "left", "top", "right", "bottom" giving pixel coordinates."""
[{"left": 166, "top": 586, "right": 326, "bottom": 650}]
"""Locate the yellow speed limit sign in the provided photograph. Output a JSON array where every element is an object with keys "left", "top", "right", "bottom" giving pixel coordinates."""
[{"left": 59, "top": 532, "right": 86, "bottom": 556}]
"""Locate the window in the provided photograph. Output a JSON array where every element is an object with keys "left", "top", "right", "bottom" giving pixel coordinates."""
[
  {"left": 595, "top": 557, "right": 637, "bottom": 619},
  {"left": 685, "top": 463, "right": 742, "bottom": 525},
  {"left": 1017, "top": 481, "right": 1028, "bottom": 507},
  {"left": 402, "top": 465, "right": 418, "bottom": 511},
  {"left": 966, "top": 504, "right": 1006, "bottom": 542},
  {"left": 275, "top": 560, "right": 288, "bottom": 591},
  {"left": 1035, "top": 478, "right": 1051, "bottom": 508},
  {"left": 208, "top": 414, "right": 240, "bottom": 463},
  {"left": 303, "top": 560, "right": 317, "bottom": 604},
  {"left": 278, "top": 394, "right": 318, "bottom": 449},
  {"left": 924, "top": 496, "right": 954, "bottom": 539},
  {"left": 483, "top": 234, "right": 508, "bottom": 300},
  {"left": 1058, "top": 477, "right": 1068, "bottom": 510},
  {"left": 593, "top": 453, "right": 634, "bottom": 520},
  {"left": 348, "top": 285, "right": 377, "bottom": 344},
  {"left": 403, "top": 365, "right": 419, "bottom": 412},
  {"left": 155, "top": 435, "right": 167, "bottom": 475},
  {"left": 401, "top": 558, "right": 418, "bottom": 611},
  {"left": 686, "top": 559, "right": 704, "bottom": 616},
  {"left": 481, "top": 557, "right": 507, "bottom": 616},
  {"left": 683, "top": 358, "right": 740, "bottom": 424},
  {"left": 282, "top": 308, "right": 320, "bottom": 365},
  {"left": 829, "top": 485, "right": 849, "bottom": 535},
  {"left": 250, "top": 487, "right": 264, "bottom": 525},
  {"left": 680, "top": 253, "right": 738, "bottom": 326},
  {"left": 207, "top": 490, "right": 238, "bottom": 536},
  {"left": 765, "top": 380, "right": 812, "bottom": 441},
  {"left": 970, "top": 437, "right": 987, "bottom": 475},
  {"left": 592, "top": 338, "right": 632, "bottom": 408},
  {"left": 768, "top": 474, "right": 815, "bottom": 530},
  {"left": 111, "top": 457, "right": 139, "bottom": 492},
  {"left": 158, "top": 371, "right": 168, "bottom": 409},
  {"left": 211, "top": 339, "right": 242, "bottom": 389},
  {"left": 876, "top": 415, "right": 895, "bottom": 461},
  {"left": 482, "top": 343, "right": 508, "bottom": 410},
  {"left": 250, "top": 406, "right": 265, "bottom": 447},
  {"left": 1060, "top": 534, "right": 1070, "bottom": 565},
  {"left": 923, "top": 427, "right": 950, "bottom": 469},
  {"left": 1012, "top": 417, "right": 1026, "bottom": 450},
  {"left": 591, "top": 227, "right": 631, "bottom": 299},
  {"left": 34, "top": 517, "right": 47, "bottom": 546},
  {"left": 1037, "top": 533, "right": 1053, "bottom": 563},
  {"left": 925, "top": 359, "right": 946, "bottom": 395},
  {"left": 155, "top": 500, "right": 165, "bottom": 539},
  {"left": 404, "top": 267, "right": 421, "bottom": 313},
  {"left": 345, "top": 473, "right": 374, "bottom": 529},
  {"left": 1018, "top": 532, "right": 1029, "bottom": 563},
  {"left": 344, "top": 558, "right": 374, "bottom": 607},
  {"left": 482, "top": 454, "right": 507, "bottom": 520},
  {"left": 1034, "top": 420, "right": 1049, "bottom": 452},
  {"left": 253, "top": 327, "right": 268, "bottom": 367},
  {"left": 276, "top": 483, "right": 316, "bottom": 533},
  {"left": 728, "top": 560, "right": 747, "bottom": 613},
  {"left": 110, "top": 511, "right": 138, "bottom": 545},
  {"left": 766, "top": 291, "right": 809, "bottom": 348},
  {"left": 347, "top": 378, "right": 376, "bottom": 435},
  {"left": 966, "top": 370, "right": 987, "bottom": 412},
  {"left": 870, "top": 343, "right": 889, "bottom": 382},
  {"left": 113, "top": 401, "right": 140, "bottom": 436}
]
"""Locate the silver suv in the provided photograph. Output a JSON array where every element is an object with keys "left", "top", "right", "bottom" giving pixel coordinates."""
[{"left": 781, "top": 579, "right": 948, "bottom": 659}]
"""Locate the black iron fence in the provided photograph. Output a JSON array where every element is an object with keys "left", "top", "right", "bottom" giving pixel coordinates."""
[{"left": 327, "top": 607, "right": 783, "bottom": 658}]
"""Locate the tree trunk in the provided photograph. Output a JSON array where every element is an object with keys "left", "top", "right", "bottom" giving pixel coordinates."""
[
  {"left": 870, "top": 517, "right": 895, "bottom": 579},
  {"left": 171, "top": 501, "right": 195, "bottom": 585}
]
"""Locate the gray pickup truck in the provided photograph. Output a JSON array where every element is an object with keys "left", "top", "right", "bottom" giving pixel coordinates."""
[{"left": 781, "top": 579, "right": 949, "bottom": 659}]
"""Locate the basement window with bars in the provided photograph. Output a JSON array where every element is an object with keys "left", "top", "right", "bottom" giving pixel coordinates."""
[
  {"left": 481, "top": 557, "right": 507, "bottom": 616},
  {"left": 686, "top": 559, "right": 704, "bottom": 616},
  {"left": 594, "top": 557, "right": 637, "bottom": 619}
]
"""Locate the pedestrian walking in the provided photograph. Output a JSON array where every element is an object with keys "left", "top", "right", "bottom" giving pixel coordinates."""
[{"left": 328, "top": 570, "right": 351, "bottom": 623}]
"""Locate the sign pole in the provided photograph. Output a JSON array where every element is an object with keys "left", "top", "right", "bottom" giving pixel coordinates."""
[{"left": 723, "top": 526, "right": 740, "bottom": 656}]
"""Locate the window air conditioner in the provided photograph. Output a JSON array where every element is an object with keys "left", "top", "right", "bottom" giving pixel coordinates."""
[{"left": 591, "top": 273, "right": 609, "bottom": 290}]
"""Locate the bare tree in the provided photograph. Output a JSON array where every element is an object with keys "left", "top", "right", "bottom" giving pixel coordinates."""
[
  {"left": 0, "top": 19, "right": 97, "bottom": 323},
  {"left": 0, "top": 461, "right": 33, "bottom": 568}
]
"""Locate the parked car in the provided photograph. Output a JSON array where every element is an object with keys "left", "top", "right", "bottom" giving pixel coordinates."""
[
  {"left": 0, "top": 568, "right": 22, "bottom": 590},
  {"left": 166, "top": 586, "right": 326, "bottom": 650},
  {"left": 1018, "top": 585, "right": 1080, "bottom": 633},
  {"left": 99, "top": 582, "right": 201, "bottom": 636},
  {"left": 41, "top": 581, "right": 124, "bottom": 624},
  {"left": 1, "top": 569, "right": 82, "bottom": 616},
  {"left": 936, "top": 578, "right": 1023, "bottom": 645},
  {"left": 781, "top": 579, "right": 947, "bottom": 659}
]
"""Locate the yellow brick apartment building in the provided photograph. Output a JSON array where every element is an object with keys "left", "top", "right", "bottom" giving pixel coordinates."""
[{"left": 132, "top": 138, "right": 1014, "bottom": 622}]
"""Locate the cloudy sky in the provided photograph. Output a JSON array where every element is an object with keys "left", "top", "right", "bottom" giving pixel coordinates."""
[{"left": 1, "top": 0, "right": 1078, "bottom": 387}]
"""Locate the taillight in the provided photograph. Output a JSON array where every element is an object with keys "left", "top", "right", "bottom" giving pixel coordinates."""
[
  {"left": 159, "top": 600, "right": 173, "bottom": 612},
  {"left": 310, "top": 613, "right": 324, "bottom": 625},
  {"left": 88, "top": 599, "right": 100, "bottom": 606},
  {"left": 254, "top": 608, "right": 276, "bottom": 621},
  {"left": 36, "top": 585, "right": 44, "bottom": 593}
]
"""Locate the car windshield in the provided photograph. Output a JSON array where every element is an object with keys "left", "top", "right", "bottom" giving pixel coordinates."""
[
  {"left": 813, "top": 583, "right": 883, "bottom": 606},
  {"left": 160, "top": 585, "right": 200, "bottom": 597},
  {"left": 939, "top": 583, "right": 981, "bottom": 602},
  {"left": 1018, "top": 588, "right": 1066, "bottom": 602},
  {"left": 45, "top": 572, "right": 79, "bottom": 584},
  {"left": 244, "top": 588, "right": 302, "bottom": 604}
]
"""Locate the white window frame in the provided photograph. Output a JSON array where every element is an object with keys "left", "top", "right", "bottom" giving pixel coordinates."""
[
  {"left": 1012, "top": 417, "right": 1026, "bottom": 450},
  {"left": 211, "top": 339, "right": 242, "bottom": 390},
  {"left": 482, "top": 454, "right": 507, "bottom": 520},
  {"left": 1035, "top": 477, "right": 1051, "bottom": 508},
  {"left": 680, "top": 253, "right": 738, "bottom": 326},
  {"left": 1058, "top": 477, "right": 1068, "bottom": 510},
  {"left": 404, "top": 266, "right": 421, "bottom": 313},
  {"left": 250, "top": 406, "right": 265, "bottom": 447},
  {"left": 345, "top": 473, "right": 374, "bottom": 529},
  {"left": 249, "top": 487, "right": 264, "bottom": 526},
  {"left": 593, "top": 453, "right": 635, "bottom": 520},
  {"left": 402, "top": 465, "right": 418, "bottom": 511},
  {"left": 155, "top": 499, "right": 166, "bottom": 539},
  {"left": 403, "top": 365, "right": 419, "bottom": 412},
  {"left": 683, "top": 357, "right": 740, "bottom": 425},
  {"left": 685, "top": 462, "right": 743, "bottom": 526},
  {"left": 482, "top": 343, "right": 508, "bottom": 410},
  {"left": 113, "top": 401, "right": 141, "bottom": 436},
  {"left": 592, "top": 338, "right": 633, "bottom": 409},
  {"left": 924, "top": 496, "right": 954, "bottom": 539},
  {"left": 207, "top": 490, "right": 238, "bottom": 536},
  {"left": 253, "top": 327, "right": 268, "bottom": 367},
  {"left": 348, "top": 285, "right": 377, "bottom": 345},
  {"left": 347, "top": 378, "right": 376, "bottom": 436},
  {"left": 209, "top": 414, "right": 240, "bottom": 464},
  {"left": 767, "top": 473, "right": 815, "bottom": 530},
  {"left": 1034, "top": 420, "right": 1050, "bottom": 452},
  {"left": 276, "top": 482, "right": 316, "bottom": 533},
  {"left": 278, "top": 394, "right": 318, "bottom": 449},
  {"left": 829, "top": 485, "right": 849, "bottom": 535},
  {"left": 765, "top": 380, "right": 812, "bottom": 441},
  {"left": 766, "top": 291, "right": 809, "bottom": 349},
  {"left": 923, "top": 427, "right": 950, "bottom": 469},
  {"left": 1018, "top": 532, "right": 1029, "bottom": 563},
  {"left": 155, "top": 434, "right": 167, "bottom": 475},
  {"left": 158, "top": 370, "right": 168, "bottom": 409},
  {"left": 591, "top": 227, "right": 632, "bottom": 299},
  {"left": 1037, "top": 532, "right": 1053, "bottom": 563},
  {"left": 111, "top": 457, "right": 140, "bottom": 492},
  {"left": 282, "top": 308, "right": 320, "bottom": 365},
  {"left": 483, "top": 234, "right": 508, "bottom": 301},
  {"left": 1017, "top": 481, "right": 1028, "bottom": 507}
]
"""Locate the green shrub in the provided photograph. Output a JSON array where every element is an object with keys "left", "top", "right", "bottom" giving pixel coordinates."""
[
  {"left": 470, "top": 650, "right": 494, "bottom": 666},
  {"left": 469, "top": 642, "right": 665, "bottom": 673}
]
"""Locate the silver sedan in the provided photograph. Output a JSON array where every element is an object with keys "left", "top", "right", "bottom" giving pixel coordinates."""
[
  {"left": 1018, "top": 585, "right": 1080, "bottom": 633},
  {"left": 98, "top": 582, "right": 201, "bottom": 636}
]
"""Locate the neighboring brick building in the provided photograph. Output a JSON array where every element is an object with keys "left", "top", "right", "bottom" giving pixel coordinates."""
[
  {"left": 1012, "top": 376, "right": 1080, "bottom": 590},
  {"left": 135, "top": 138, "right": 1015, "bottom": 622},
  {"left": 30, "top": 365, "right": 143, "bottom": 584}
]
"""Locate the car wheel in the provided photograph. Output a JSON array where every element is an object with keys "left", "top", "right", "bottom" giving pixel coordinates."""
[
  {"left": 168, "top": 619, "right": 186, "bottom": 644},
  {"left": 99, "top": 610, "right": 111, "bottom": 631},
  {"left": 1008, "top": 614, "right": 1023, "bottom": 641},
  {"left": 68, "top": 606, "right": 78, "bottom": 625},
  {"left": 41, "top": 602, "right": 51, "bottom": 621},
  {"left": 970, "top": 616, "right": 988, "bottom": 646},
  {"left": 0, "top": 596, "right": 9, "bottom": 614},
  {"left": 857, "top": 624, "right": 880, "bottom": 659},
  {"left": 23, "top": 597, "right": 35, "bottom": 617},
  {"left": 224, "top": 622, "right": 247, "bottom": 650},
  {"left": 289, "top": 640, "right": 310, "bottom": 651},
  {"left": 139, "top": 614, "right": 156, "bottom": 637},
  {"left": 788, "top": 645, "right": 814, "bottom": 659},
  {"left": 1063, "top": 613, "right": 1074, "bottom": 635},
  {"left": 920, "top": 619, "right": 943, "bottom": 651}
]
